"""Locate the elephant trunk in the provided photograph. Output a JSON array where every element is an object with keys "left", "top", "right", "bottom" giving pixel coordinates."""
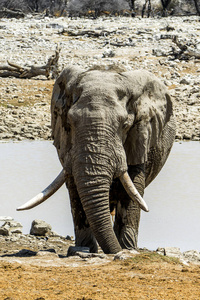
[
  {"left": 75, "top": 175, "right": 122, "bottom": 254},
  {"left": 72, "top": 125, "right": 124, "bottom": 253}
]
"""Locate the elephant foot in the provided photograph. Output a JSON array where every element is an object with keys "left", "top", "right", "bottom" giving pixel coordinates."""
[
  {"left": 75, "top": 227, "right": 98, "bottom": 253},
  {"left": 67, "top": 246, "right": 90, "bottom": 257},
  {"left": 118, "top": 225, "right": 138, "bottom": 250}
]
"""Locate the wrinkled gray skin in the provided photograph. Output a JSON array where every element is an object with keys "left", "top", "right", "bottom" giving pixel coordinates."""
[{"left": 51, "top": 66, "right": 176, "bottom": 254}]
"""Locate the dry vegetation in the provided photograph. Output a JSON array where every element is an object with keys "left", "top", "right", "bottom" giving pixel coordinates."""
[{"left": 1, "top": 252, "right": 200, "bottom": 299}]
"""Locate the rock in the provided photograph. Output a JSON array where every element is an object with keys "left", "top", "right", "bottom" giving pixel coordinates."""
[
  {"left": 157, "top": 247, "right": 183, "bottom": 259},
  {"left": 36, "top": 250, "right": 58, "bottom": 257},
  {"left": 50, "top": 231, "right": 61, "bottom": 237},
  {"left": 156, "top": 247, "right": 200, "bottom": 264},
  {"left": 30, "top": 219, "right": 52, "bottom": 236},
  {"left": 180, "top": 78, "right": 190, "bottom": 85},
  {"left": 7, "top": 221, "right": 23, "bottom": 234},
  {"left": 183, "top": 250, "right": 200, "bottom": 262},
  {"left": 14, "top": 249, "right": 37, "bottom": 257},
  {"left": 0, "top": 221, "right": 23, "bottom": 235},
  {"left": 0, "top": 227, "right": 9, "bottom": 236},
  {"left": 156, "top": 247, "right": 165, "bottom": 255},
  {"left": 114, "top": 249, "right": 139, "bottom": 260},
  {"left": 102, "top": 49, "right": 115, "bottom": 58},
  {"left": 0, "top": 216, "right": 13, "bottom": 222},
  {"left": 152, "top": 48, "right": 166, "bottom": 57},
  {"left": 164, "top": 247, "right": 182, "bottom": 258},
  {"left": 183, "top": 133, "right": 191, "bottom": 140}
]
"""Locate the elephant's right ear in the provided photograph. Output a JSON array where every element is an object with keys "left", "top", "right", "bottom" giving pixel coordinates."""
[{"left": 51, "top": 66, "right": 84, "bottom": 168}]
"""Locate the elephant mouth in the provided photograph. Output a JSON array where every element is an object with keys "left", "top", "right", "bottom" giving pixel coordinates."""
[{"left": 16, "top": 169, "right": 149, "bottom": 212}]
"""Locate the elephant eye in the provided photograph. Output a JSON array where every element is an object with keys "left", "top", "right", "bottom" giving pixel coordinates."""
[
  {"left": 117, "top": 116, "right": 124, "bottom": 123},
  {"left": 117, "top": 111, "right": 128, "bottom": 123},
  {"left": 123, "top": 122, "right": 130, "bottom": 131},
  {"left": 122, "top": 114, "right": 135, "bottom": 130}
]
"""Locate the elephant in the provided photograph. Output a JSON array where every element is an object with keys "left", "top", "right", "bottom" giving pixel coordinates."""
[{"left": 17, "top": 66, "right": 176, "bottom": 254}]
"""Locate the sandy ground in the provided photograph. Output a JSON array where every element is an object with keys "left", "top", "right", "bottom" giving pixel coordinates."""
[
  {"left": 1, "top": 252, "right": 200, "bottom": 300},
  {"left": 0, "top": 236, "right": 200, "bottom": 300}
]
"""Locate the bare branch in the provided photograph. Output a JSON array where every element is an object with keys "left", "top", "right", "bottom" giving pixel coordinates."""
[
  {"left": 172, "top": 36, "right": 200, "bottom": 59},
  {"left": 0, "top": 49, "right": 60, "bottom": 79}
]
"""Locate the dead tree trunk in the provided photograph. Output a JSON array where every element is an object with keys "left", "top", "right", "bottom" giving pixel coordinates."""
[
  {"left": 0, "top": 49, "right": 60, "bottom": 79},
  {"left": 0, "top": 8, "right": 25, "bottom": 18},
  {"left": 142, "top": 0, "right": 151, "bottom": 18},
  {"left": 129, "top": 0, "right": 136, "bottom": 16},
  {"left": 193, "top": 0, "right": 200, "bottom": 16},
  {"left": 172, "top": 36, "right": 200, "bottom": 59},
  {"left": 161, "top": 0, "right": 171, "bottom": 17}
]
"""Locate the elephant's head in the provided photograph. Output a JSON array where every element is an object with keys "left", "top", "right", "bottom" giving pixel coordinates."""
[{"left": 17, "top": 66, "right": 175, "bottom": 254}]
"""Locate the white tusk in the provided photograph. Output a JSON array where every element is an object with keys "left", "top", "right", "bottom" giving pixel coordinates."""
[
  {"left": 119, "top": 171, "right": 149, "bottom": 212},
  {"left": 17, "top": 170, "right": 67, "bottom": 211}
]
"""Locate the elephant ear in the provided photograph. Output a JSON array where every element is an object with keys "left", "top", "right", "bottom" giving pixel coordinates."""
[
  {"left": 123, "top": 70, "right": 174, "bottom": 168},
  {"left": 51, "top": 66, "right": 84, "bottom": 169}
]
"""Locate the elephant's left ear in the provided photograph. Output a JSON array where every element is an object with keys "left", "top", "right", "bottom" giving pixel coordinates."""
[
  {"left": 51, "top": 66, "right": 84, "bottom": 167},
  {"left": 122, "top": 70, "right": 175, "bottom": 166}
]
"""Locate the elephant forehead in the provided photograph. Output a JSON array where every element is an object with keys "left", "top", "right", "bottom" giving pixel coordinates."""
[
  {"left": 68, "top": 96, "right": 128, "bottom": 132},
  {"left": 81, "top": 70, "right": 122, "bottom": 84},
  {"left": 70, "top": 100, "right": 125, "bottom": 124},
  {"left": 78, "top": 71, "right": 127, "bottom": 99}
]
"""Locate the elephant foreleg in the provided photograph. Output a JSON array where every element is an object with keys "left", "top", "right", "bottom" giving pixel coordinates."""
[
  {"left": 113, "top": 165, "right": 145, "bottom": 249},
  {"left": 66, "top": 177, "right": 98, "bottom": 253}
]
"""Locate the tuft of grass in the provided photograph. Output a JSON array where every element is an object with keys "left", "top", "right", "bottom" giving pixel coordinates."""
[{"left": 122, "top": 252, "right": 180, "bottom": 266}]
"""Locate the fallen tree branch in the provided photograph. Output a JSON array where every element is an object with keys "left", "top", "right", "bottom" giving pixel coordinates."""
[
  {"left": 0, "top": 8, "right": 25, "bottom": 18},
  {"left": 0, "top": 49, "right": 60, "bottom": 79},
  {"left": 172, "top": 36, "right": 200, "bottom": 59},
  {"left": 103, "top": 40, "right": 135, "bottom": 47},
  {"left": 59, "top": 29, "right": 116, "bottom": 38}
]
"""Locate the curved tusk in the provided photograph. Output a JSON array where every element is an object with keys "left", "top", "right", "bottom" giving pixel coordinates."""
[
  {"left": 119, "top": 171, "right": 149, "bottom": 212},
  {"left": 17, "top": 170, "right": 67, "bottom": 211}
]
